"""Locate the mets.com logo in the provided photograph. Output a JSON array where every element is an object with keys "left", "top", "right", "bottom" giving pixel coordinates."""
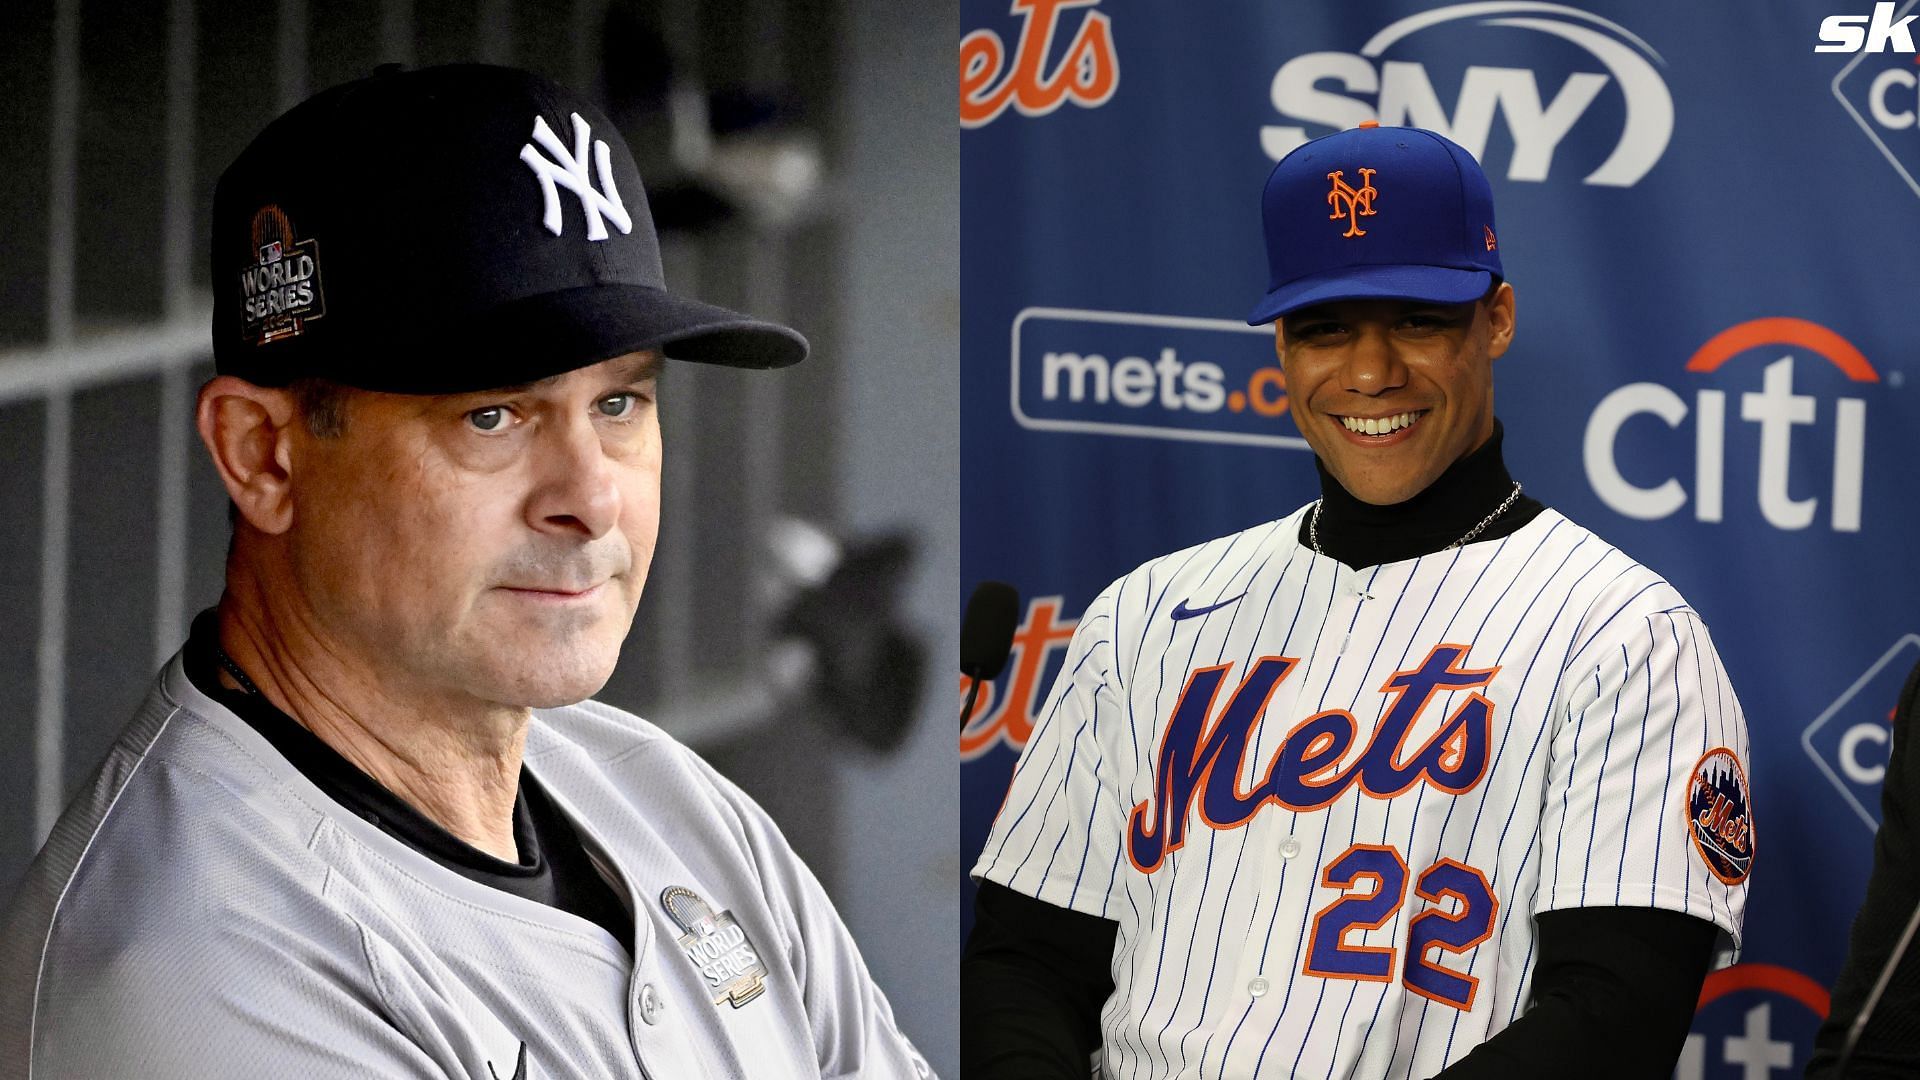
[
  {"left": 1009, "top": 308, "right": 1310, "bottom": 450},
  {"left": 1830, "top": 0, "right": 1920, "bottom": 199},
  {"left": 1582, "top": 318, "right": 1881, "bottom": 533},
  {"left": 1262, "top": 2, "right": 1671, "bottom": 186}
]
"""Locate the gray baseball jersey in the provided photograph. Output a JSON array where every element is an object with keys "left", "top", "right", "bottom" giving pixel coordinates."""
[
  {"left": 0, "top": 652, "right": 933, "bottom": 1080},
  {"left": 972, "top": 506, "right": 1752, "bottom": 1078}
]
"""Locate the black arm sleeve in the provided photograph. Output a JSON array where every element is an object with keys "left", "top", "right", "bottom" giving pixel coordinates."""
[
  {"left": 1433, "top": 906, "right": 1718, "bottom": 1079},
  {"left": 961, "top": 881, "right": 1117, "bottom": 1079},
  {"left": 1807, "top": 660, "right": 1920, "bottom": 1078}
]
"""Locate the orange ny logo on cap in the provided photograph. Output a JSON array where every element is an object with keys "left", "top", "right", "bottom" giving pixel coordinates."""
[{"left": 1326, "top": 169, "right": 1378, "bottom": 238}]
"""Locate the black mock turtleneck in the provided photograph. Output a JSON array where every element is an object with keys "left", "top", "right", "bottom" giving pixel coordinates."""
[{"left": 1298, "top": 419, "right": 1547, "bottom": 568}]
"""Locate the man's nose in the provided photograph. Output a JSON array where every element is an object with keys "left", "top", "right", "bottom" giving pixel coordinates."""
[{"left": 525, "top": 417, "right": 622, "bottom": 540}]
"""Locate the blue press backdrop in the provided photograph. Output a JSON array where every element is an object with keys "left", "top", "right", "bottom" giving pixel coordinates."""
[{"left": 960, "top": 1, "right": 1920, "bottom": 1074}]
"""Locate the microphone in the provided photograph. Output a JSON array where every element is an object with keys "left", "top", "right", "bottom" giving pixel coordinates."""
[
  {"left": 1834, "top": 889, "right": 1920, "bottom": 1078},
  {"left": 961, "top": 581, "right": 1020, "bottom": 729}
]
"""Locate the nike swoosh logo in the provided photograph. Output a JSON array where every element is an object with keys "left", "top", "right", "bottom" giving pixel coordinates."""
[
  {"left": 489, "top": 1043, "right": 527, "bottom": 1080},
  {"left": 1171, "top": 592, "right": 1247, "bottom": 621}
]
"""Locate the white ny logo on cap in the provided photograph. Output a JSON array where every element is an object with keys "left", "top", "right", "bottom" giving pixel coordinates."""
[{"left": 519, "top": 112, "right": 633, "bottom": 241}]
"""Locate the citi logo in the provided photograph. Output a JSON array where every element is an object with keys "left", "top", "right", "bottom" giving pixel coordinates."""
[
  {"left": 1818, "top": 2, "right": 1917, "bottom": 52},
  {"left": 1583, "top": 319, "right": 1878, "bottom": 533},
  {"left": 960, "top": 0, "right": 1118, "bottom": 128},
  {"left": 1261, "top": 2, "right": 1672, "bottom": 187},
  {"left": 1802, "top": 635, "right": 1920, "bottom": 832},
  {"left": 1830, "top": 0, "right": 1920, "bottom": 199}
]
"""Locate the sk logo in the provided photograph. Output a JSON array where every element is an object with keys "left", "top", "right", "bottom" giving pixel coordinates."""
[
  {"left": 1326, "top": 169, "right": 1378, "bottom": 238},
  {"left": 519, "top": 112, "right": 634, "bottom": 241},
  {"left": 1484, "top": 224, "right": 1497, "bottom": 251}
]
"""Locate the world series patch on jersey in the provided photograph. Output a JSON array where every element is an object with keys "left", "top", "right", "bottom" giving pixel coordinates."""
[{"left": 972, "top": 505, "right": 1751, "bottom": 1079}]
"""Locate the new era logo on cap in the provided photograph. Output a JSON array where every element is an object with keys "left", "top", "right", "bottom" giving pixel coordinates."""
[{"left": 1247, "top": 123, "right": 1503, "bottom": 324}]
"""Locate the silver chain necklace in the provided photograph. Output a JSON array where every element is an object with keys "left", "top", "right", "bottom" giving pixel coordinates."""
[{"left": 1309, "top": 481, "right": 1523, "bottom": 556}]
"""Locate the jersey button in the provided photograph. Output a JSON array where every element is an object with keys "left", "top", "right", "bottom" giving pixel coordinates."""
[
  {"left": 1279, "top": 836, "right": 1301, "bottom": 859},
  {"left": 638, "top": 983, "right": 665, "bottom": 1026},
  {"left": 1248, "top": 977, "right": 1270, "bottom": 997}
]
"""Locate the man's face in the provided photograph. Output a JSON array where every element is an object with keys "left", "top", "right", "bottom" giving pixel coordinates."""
[
  {"left": 284, "top": 352, "right": 662, "bottom": 709},
  {"left": 1277, "top": 286, "right": 1514, "bottom": 506}
]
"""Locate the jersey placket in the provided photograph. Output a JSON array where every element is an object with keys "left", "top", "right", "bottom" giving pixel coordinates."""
[
  {"left": 1230, "top": 556, "right": 1403, "bottom": 1075},
  {"left": 552, "top": 794, "right": 721, "bottom": 1079},
  {"left": 1219, "top": 555, "right": 1364, "bottom": 1039}
]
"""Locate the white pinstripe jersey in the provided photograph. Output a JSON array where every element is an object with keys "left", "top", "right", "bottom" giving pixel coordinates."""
[{"left": 972, "top": 505, "right": 1752, "bottom": 1079}]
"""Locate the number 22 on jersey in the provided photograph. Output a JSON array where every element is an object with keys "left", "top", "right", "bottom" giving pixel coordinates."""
[{"left": 1303, "top": 844, "right": 1498, "bottom": 1010}]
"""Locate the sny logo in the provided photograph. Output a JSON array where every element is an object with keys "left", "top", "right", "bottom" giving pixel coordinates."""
[
  {"left": 960, "top": 0, "right": 1118, "bottom": 128},
  {"left": 1326, "top": 169, "right": 1379, "bottom": 238},
  {"left": 1262, "top": 3, "right": 1671, "bottom": 187},
  {"left": 1818, "top": 2, "right": 1917, "bottom": 52},
  {"left": 1127, "top": 645, "right": 1497, "bottom": 873}
]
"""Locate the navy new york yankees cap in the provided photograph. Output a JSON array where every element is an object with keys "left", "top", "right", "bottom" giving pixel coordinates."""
[
  {"left": 212, "top": 63, "right": 806, "bottom": 394},
  {"left": 1246, "top": 122, "right": 1503, "bottom": 325}
]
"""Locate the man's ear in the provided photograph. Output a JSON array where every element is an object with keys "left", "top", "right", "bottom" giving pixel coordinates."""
[
  {"left": 1485, "top": 282, "right": 1516, "bottom": 360},
  {"left": 196, "top": 376, "right": 299, "bottom": 535}
]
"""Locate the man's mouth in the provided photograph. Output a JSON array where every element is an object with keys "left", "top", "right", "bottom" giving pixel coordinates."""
[
  {"left": 1337, "top": 410, "right": 1427, "bottom": 437},
  {"left": 500, "top": 582, "right": 605, "bottom": 599}
]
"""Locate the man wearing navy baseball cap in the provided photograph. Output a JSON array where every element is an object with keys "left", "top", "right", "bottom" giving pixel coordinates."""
[
  {"left": 964, "top": 122, "right": 1750, "bottom": 1079},
  {"left": 0, "top": 64, "right": 932, "bottom": 1079}
]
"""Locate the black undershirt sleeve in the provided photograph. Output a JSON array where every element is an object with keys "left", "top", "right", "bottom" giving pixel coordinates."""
[
  {"left": 961, "top": 882, "right": 1718, "bottom": 1079},
  {"left": 962, "top": 881, "right": 1115, "bottom": 1079},
  {"left": 1433, "top": 905, "right": 1718, "bottom": 1079}
]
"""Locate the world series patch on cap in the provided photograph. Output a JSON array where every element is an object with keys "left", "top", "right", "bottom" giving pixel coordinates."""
[
  {"left": 211, "top": 63, "right": 807, "bottom": 394},
  {"left": 1246, "top": 122, "right": 1504, "bottom": 324}
]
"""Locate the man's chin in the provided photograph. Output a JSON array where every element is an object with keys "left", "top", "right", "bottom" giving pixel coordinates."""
[
  {"left": 1319, "top": 459, "right": 1435, "bottom": 506},
  {"left": 472, "top": 651, "right": 620, "bottom": 710}
]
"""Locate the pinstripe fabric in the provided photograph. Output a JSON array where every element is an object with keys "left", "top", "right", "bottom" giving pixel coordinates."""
[{"left": 972, "top": 506, "right": 1750, "bottom": 1079}]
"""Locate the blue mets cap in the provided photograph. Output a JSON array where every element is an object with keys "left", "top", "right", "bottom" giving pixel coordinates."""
[{"left": 1246, "top": 122, "right": 1503, "bottom": 325}]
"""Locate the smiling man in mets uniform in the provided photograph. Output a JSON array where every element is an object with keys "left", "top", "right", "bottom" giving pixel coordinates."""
[{"left": 962, "top": 123, "right": 1752, "bottom": 1079}]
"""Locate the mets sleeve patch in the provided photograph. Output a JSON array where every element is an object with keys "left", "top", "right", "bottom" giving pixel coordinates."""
[{"left": 1686, "top": 747, "right": 1754, "bottom": 885}]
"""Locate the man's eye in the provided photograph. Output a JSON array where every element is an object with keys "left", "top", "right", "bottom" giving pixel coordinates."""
[
  {"left": 467, "top": 406, "right": 509, "bottom": 432},
  {"left": 596, "top": 393, "right": 635, "bottom": 418}
]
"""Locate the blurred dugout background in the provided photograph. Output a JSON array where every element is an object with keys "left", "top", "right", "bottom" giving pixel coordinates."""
[{"left": 0, "top": 0, "right": 957, "bottom": 1071}]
